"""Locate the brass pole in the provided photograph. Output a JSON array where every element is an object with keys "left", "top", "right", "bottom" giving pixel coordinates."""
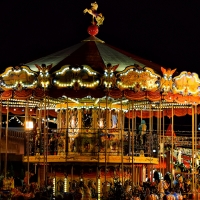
[
  {"left": 162, "top": 110, "right": 165, "bottom": 177},
  {"left": 71, "top": 165, "right": 73, "bottom": 183},
  {"left": 105, "top": 95, "right": 108, "bottom": 184},
  {"left": 149, "top": 104, "right": 152, "bottom": 181},
  {"left": 128, "top": 103, "right": 131, "bottom": 155},
  {"left": 171, "top": 105, "right": 174, "bottom": 187},
  {"left": 120, "top": 99, "right": 124, "bottom": 185},
  {"left": 0, "top": 98, "right": 2, "bottom": 174},
  {"left": 195, "top": 105, "right": 197, "bottom": 197},
  {"left": 192, "top": 105, "right": 195, "bottom": 193},
  {"left": 66, "top": 97, "right": 68, "bottom": 157},
  {"left": 5, "top": 101, "right": 9, "bottom": 179},
  {"left": 25, "top": 101, "right": 30, "bottom": 185},
  {"left": 97, "top": 100, "right": 101, "bottom": 195},
  {"left": 159, "top": 101, "right": 161, "bottom": 176},
  {"left": 43, "top": 94, "right": 47, "bottom": 186},
  {"left": 45, "top": 96, "right": 49, "bottom": 186},
  {"left": 131, "top": 101, "right": 134, "bottom": 188}
]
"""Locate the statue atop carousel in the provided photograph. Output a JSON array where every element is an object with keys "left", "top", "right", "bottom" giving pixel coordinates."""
[{"left": 83, "top": 2, "right": 105, "bottom": 26}]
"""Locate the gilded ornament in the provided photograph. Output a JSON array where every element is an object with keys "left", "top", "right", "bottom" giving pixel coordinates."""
[
  {"left": 83, "top": 2, "right": 105, "bottom": 26},
  {"left": 160, "top": 67, "right": 176, "bottom": 94}
]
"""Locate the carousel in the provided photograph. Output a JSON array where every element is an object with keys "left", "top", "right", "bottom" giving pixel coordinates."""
[{"left": 0, "top": 2, "right": 200, "bottom": 199}]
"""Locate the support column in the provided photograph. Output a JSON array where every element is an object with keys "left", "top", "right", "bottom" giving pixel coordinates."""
[
  {"left": 78, "top": 109, "right": 82, "bottom": 133},
  {"left": 192, "top": 105, "right": 195, "bottom": 194},
  {"left": 147, "top": 165, "right": 151, "bottom": 181},
  {"left": 142, "top": 165, "right": 146, "bottom": 182},
  {"left": 71, "top": 165, "right": 74, "bottom": 183},
  {"left": 57, "top": 110, "right": 60, "bottom": 129},
  {"left": 92, "top": 109, "right": 97, "bottom": 131},
  {"left": 5, "top": 101, "right": 9, "bottom": 179},
  {"left": 131, "top": 103, "right": 135, "bottom": 188},
  {"left": 0, "top": 100, "right": 2, "bottom": 174},
  {"left": 171, "top": 105, "right": 174, "bottom": 187}
]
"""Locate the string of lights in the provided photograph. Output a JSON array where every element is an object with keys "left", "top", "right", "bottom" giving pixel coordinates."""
[{"left": 1, "top": 116, "right": 24, "bottom": 126}]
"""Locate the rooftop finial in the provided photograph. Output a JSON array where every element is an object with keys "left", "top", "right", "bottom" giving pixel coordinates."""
[{"left": 83, "top": 2, "right": 104, "bottom": 26}]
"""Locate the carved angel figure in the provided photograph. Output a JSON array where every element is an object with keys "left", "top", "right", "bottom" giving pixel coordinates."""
[{"left": 160, "top": 67, "right": 176, "bottom": 94}]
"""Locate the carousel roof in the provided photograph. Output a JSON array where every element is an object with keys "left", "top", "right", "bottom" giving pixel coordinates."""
[
  {"left": 1, "top": 14, "right": 200, "bottom": 118},
  {"left": 25, "top": 35, "right": 162, "bottom": 74}
]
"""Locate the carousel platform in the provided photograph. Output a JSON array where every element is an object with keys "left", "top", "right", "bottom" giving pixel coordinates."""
[{"left": 23, "top": 153, "right": 159, "bottom": 164}]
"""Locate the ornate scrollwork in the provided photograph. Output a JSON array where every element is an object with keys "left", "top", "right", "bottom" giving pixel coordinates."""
[
  {"left": 36, "top": 64, "right": 52, "bottom": 88},
  {"left": 173, "top": 71, "right": 200, "bottom": 96},
  {"left": 160, "top": 67, "right": 176, "bottom": 94},
  {"left": 0, "top": 66, "right": 37, "bottom": 91}
]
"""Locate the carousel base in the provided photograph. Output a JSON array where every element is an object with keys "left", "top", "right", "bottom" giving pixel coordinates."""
[{"left": 23, "top": 154, "right": 159, "bottom": 164}]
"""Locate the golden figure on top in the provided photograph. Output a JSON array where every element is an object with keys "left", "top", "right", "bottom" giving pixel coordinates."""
[{"left": 83, "top": 2, "right": 104, "bottom": 26}]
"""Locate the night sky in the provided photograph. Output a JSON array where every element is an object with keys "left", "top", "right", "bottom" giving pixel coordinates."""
[{"left": 0, "top": 0, "right": 200, "bottom": 75}]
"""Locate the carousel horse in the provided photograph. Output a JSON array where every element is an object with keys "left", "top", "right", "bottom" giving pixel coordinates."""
[
  {"left": 88, "top": 180, "right": 96, "bottom": 198},
  {"left": 83, "top": 182, "right": 92, "bottom": 200},
  {"left": 124, "top": 180, "right": 132, "bottom": 199},
  {"left": 74, "top": 187, "right": 83, "bottom": 200},
  {"left": 102, "top": 181, "right": 111, "bottom": 199},
  {"left": 83, "top": 2, "right": 105, "bottom": 26},
  {"left": 138, "top": 120, "right": 147, "bottom": 145},
  {"left": 70, "top": 180, "right": 79, "bottom": 192}
]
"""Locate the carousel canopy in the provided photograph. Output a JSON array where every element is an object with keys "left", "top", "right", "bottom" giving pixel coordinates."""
[
  {"left": 0, "top": 18, "right": 200, "bottom": 118},
  {"left": 25, "top": 35, "right": 162, "bottom": 74}
]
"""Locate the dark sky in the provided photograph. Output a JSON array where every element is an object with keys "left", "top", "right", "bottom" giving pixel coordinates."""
[{"left": 0, "top": 0, "right": 200, "bottom": 75}]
